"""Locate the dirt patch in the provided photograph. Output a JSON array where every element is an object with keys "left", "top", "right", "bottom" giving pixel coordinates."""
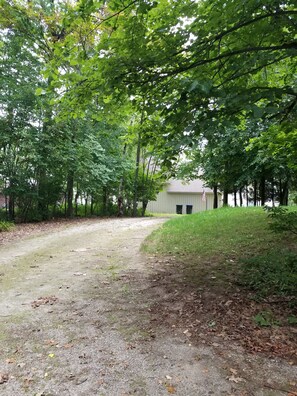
[
  {"left": 0, "top": 217, "right": 105, "bottom": 245},
  {"left": 144, "top": 256, "right": 297, "bottom": 363},
  {"left": 0, "top": 218, "right": 296, "bottom": 395}
]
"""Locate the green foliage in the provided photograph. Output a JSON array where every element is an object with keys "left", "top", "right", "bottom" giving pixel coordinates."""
[
  {"left": 253, "top": 311, "right": 280, "bottom": 327},
  {"left": 0, "top": 221, "right": 15, "bottom": 232},
  {"left": 144, "top": 207, "right": 297, "bottom": 302},
  {"left": 144, "top": 207, "right": 276, "bottom": 258},
  {"left": 1, "top": 0, "right": 296, "bottom": 221},
  {"left": 287, "top": 316, "right": 297, "bottom": 325},
  {"left": 240, "top": 250, "right": 297, "bottom": 297},
  {"left": 265, "top": 205, "right": 297, "bottom": 235}
]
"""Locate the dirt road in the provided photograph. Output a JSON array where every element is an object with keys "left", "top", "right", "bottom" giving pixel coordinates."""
[{"left": 0, "top": 218, "right": 296, "bottom": 395}]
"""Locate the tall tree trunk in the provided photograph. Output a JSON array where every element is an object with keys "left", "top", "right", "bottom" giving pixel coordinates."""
[
  {"left": 245, "top": 186, "right": 249, "bottom": 207},
  {"left": 74, "top": 190, "right": 79, "bottom": 216},
  {"left": 271, "top": 179, "right": 275, "bottom": 206},
  {"left": 64, "top": 192, "right": 67, "bottom": 216},
  {"left": 253, "top": 180, "right": 257, "bottom": 206},
  {"left": 5, "top": 193, "right": 8, "bottom": 218},
  {"left": 66, "top": 173, "right": 74, "bottom": 218},
  {"left": 239, "top": 187, "right": 243, "bottom": 207},
  {"left": 279, "top": 179, "right": 289, "bottom": 206},
  {"left": 233, "top": 190, "right": 237, "bottom": 207},
  {"left": 8, "top": 194, "right": 15, "bottom": 221},
  {"left": 102, "top": 187, "right": 108, "bottom": 215},
  {"left": 91, "top": 197, "right": 94, "bottom": 215},
  {"left": 133, "top": 131, "right": 142, "bottom": 217},
  {"left": 141, "top": 199, "right": 148, "bottom": 217},
  {"left": 260, "top": 176, "right": 266, "bottom": 206},
  {"left": 223, "top": 190, "right": 228, "bottom": 206},
  {"left": 117, "top": 144, "right": 127, "bottom": 217},
  {"left": 7, "top": 176, "right": 16, "bottom": 220},
  {"left": 84, "top": 195, "right": 88, "bottom": 217},
  {"left": 37, "top": 168, "right": 48, "bottom": 220},
  {"left": 37, "top": 84, "right": 53, "bottom": 220},
  {"left": 133, "top": 105, "right": 146, "bottom": 217},
  {"left": 285, "top": 188, "right": 289, "bottom": 206},
  {"left": 213, "top": 185, "right": 218, "bottom": 209}
]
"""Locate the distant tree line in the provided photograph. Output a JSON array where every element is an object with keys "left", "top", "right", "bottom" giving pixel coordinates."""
[{"left": 0, "top": 0, "right": 296, "bottom": 220}]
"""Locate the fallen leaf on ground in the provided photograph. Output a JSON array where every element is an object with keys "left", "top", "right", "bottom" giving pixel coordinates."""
[
  {"left": 44, "top": 339, "right": 57, "bottom": 346},
  {"left": 0, "top": 373, "right": 9, "bottom": 384},
  {"left": 31, "top": 296, "right": 58, "bottom": 308},
  {"left": 75, "top": 377, "right": 88, "bottom": 385},
  {"left": 166, "top": 384, "right": 176, "bottom": 394},
  {"left": 228, "top": 375, "right": 245, "bottom": 383},
  {"left": 97, "top": 379, "right": 105, "bottom": 385},
  {"left": 23, "top": 377, "right": 33, "bottom": 387}
]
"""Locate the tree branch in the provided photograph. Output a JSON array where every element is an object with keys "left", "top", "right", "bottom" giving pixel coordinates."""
[{"left": 170, "top": 43, "right": 297, "bottom": 77}]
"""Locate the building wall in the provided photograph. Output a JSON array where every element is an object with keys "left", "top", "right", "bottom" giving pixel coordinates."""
[{"left": 147, "top": 191, "right": 215, "bottom": 214}]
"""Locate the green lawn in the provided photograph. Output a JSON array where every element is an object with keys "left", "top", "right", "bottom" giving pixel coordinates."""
[
  {"left": 144, "top": 206, "right": 297, "bottom": 298},
  {"left": 145, "top": 207, "right": 281, "bottom": 257}
]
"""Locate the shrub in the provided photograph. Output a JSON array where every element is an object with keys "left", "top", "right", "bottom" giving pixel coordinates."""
[
  {"left": 253, "top": 311, "right": 280, "bottom": 327},
  {"left": 240, "top": 250, "right": 297, "bottom": 298},
  {"left": 0, "top": 221, "right": 15, "bottom": 232},
  {"left": 264, "top": 205, "right": 297, "bottom": 235}
]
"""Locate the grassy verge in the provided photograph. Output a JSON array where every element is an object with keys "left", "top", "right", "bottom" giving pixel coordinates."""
[
  {"left": 0, "top": 220, "right": 15, "bottom": 232},
  {"left": 143, "top": 207, "right": 297, "bottom": 361},
  {"left": 144, "top": 206, "right": 281, "bottom": 257},
  {"left": 143, "top": 206, "right": 297, "bottom": 298}
]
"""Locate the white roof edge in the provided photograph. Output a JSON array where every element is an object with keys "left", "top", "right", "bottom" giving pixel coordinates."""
[{"left": 166, "top": 179, "right": 213, "bottom": 193}]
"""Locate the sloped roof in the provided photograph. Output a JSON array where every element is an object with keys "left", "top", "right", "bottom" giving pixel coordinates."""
[{"left": 166, "top": 179, "right": 213, "bottom": 194}]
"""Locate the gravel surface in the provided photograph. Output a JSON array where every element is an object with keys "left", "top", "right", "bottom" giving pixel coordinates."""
[{"left": 0, "top": 217, "right": 296, "bottom": 395}]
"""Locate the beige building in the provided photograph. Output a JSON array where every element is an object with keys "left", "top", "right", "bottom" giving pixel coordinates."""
[{"left": 147, "top": 179, "right": 221, "bottom": 214}]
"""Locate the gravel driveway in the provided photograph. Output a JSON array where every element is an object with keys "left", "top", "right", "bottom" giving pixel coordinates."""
[{"left": 0, "top": 217, "right": 296, "bottom": 395}]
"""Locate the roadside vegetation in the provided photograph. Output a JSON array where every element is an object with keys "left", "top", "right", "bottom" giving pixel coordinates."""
[
  {"left": 145, "top": 206, "right": 278, "bottom": 257},
  {"left": 144, "top": 207, "right": 297, "bottom": 361},
  {"left": 144, "top": 206, "right": 297, "bottom": 299},
  {"left": 1, "top": 1, "right": 296, "bottom": 223},
  {"left": 0, "top": 221, "right": 15, "bottom": 233}
]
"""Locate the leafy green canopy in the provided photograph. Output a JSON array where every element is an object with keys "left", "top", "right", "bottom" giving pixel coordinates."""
[
  {"left": 33, "top": 0, "right": 296, "bottom": 168},
  {"left": 1, "top": 0, "right": 296, "bottom": 214}
]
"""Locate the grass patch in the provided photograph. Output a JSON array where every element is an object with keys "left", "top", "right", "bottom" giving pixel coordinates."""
[
  {"left": 0, "top": 220, "right": 15, "bottom": 232},
  {"left": 144, "top": 207, "right": 285, "bottom": 258},
  {"left": 144, "top": 207, "right": 297, "bottom": 298},
  {"left": 145, "top": 212, "right": 179, "bottom": 218},
  {"left": 240, "top": 249, "right": 297, "bottom": 298},
  {"left": 253, "top": 311, "right": 281, "bottom": 327},
  {"left": 143, "top": 207, "right": 297, "bottom": 360}
]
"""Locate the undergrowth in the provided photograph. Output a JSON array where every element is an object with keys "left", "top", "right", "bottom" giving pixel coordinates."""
[
  {"left": 144, "top": 206, "right": 297, "bottom": 300},
  {"left": 0, "top": 221, "right": 15, "bottom": 232},
  {"left": 240, "top": 249, "right": 297, "bottom": 298}
]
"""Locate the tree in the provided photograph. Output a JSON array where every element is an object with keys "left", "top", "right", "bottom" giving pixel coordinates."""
[{"left": 1, "top": 0, "right": 296, "bottom": 221}]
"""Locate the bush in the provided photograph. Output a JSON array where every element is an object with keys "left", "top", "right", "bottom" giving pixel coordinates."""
[
  {"left": 240, "top": 250, "right": 297, "bottom": 298},
  {"left": 265, "top": 205, "right": 297, "bottom": 235},
  {"left": 0, "top": 221, "right": 15, "bottom": 232}
]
